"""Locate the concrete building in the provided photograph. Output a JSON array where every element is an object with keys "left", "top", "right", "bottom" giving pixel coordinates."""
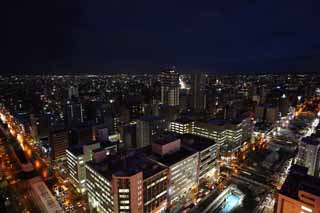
[
  {"left": 64, "top": 99, "right": 84, "bottom": 127},
  {"left": 296, "top": 136, "right": 320, "bottom": 177},
  {"left": 48, "top": 128, "right": 69, "bottom": 161},
  {"left": 66, "top": 142, "right": 117, "bottom": 192},
  {"left": 136, "top": 116, "right": 167, "bottom": 148},
  {"left": 276, "top": 165, "right": 320, "bottom": 213},
  {"left": 85, "top": 151, "right": 168, "bottom": 213},
  {"left": 28, "top": 176, "right": 63, "bottom": 213},
  {"left": 180, "top": 134, "right": 218, "bottom": 181},
  {"left": 190, "top": 74, "right": 206, "bottom": 112},
  {"left": 169, "top": 119, "right": 194, "bottom": 135},
  {"left": 160, "top": 69, "right": 180, "bottom": 107},
  {"left": 193, "top": 119, "right": 243, "bottom": 154},
  {"left": 148, "top": 135, "right": 199, "bottom": 207}
]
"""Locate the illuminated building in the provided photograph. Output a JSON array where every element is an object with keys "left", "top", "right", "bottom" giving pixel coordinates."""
[
  {"left": 49, "top": 128, "right": 69, "bottom": 161},
  {"left": 276, "top": 165, "right": 320, "bottom": 213},
  {"left": 295, "top": 137, "right": 320, "bottom": 177},
  {"left": 66, "top": 142, "right": 117, "bottom": 193},
  {"left": 160, "top": 69, "right": 180, "bottom": 107},
  {"left": 148, "top": 135, "right": 199, "bottom": 207},
  {"left": 136, "top": 116, "right": 167, "bottom": 148},
  {"left": 85, "top": 151, "right": 168, "bottom": 213},
  {"left": 193, "top": 119, "right": 243, "bottom": 154},
  {"left": 190, "top": 74, "right": 206, "bottom": 112},
  {"left": 181, "top": 134, "right": 218, "bottom": 181},
  {"left": 28, "top": 176, "right": 63, "bottom": 212},
  {"left": 169, "top": 119, "right": 194, "bottom": 134}
]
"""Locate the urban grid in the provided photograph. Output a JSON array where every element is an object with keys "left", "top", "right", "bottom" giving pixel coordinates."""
[{"left": 2, "top": 1, "right": 320, "bottom": 213}]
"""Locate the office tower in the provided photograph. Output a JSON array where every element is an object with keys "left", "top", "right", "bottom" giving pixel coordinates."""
[
  {"left": 190, "top": 74, "right": 206, "bottom": 111},
  {"left": 296, "top": 137, "right": 320, "bottom": 177},
  {"left": 149, "top": 135, "right": 199, "bottom": 207},
  {"left": 160, "top": 69, "right": 180, "bottom": 106},
  {"left": 193, "top": 119, "right": 243, "bottom": 154},
  {"left": 85, "top": 152, "right": 168, "bottom": 213},
  {"left": 66, "top": 142, "right": 117, "bottom": 192},
  {"left": 136, "top": 116, "right": 167, "bottom": 148},
  {"left": 68, "top": 85, "right": 79, "bottom": 99},
  {"left": 49, "top": 128, "right": 69, "bottom": 161},
  {"left": 276, "top": 165, "right": 320, "bottom": 213},
  {"left": 169, "top": 118, "right": 194, "bottom": 134},
  {"left": 64, "top": 99, "right": 84, "bottom": 127},
  {"left": 181, "top": 134, "right": 218, "bottom": 181}
]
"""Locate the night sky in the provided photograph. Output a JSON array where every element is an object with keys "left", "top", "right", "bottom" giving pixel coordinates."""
[{"left": 2, "top": 0, "right": 320, "bottom": 74}]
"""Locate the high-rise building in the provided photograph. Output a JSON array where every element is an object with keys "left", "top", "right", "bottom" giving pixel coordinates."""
[
  {"left": 295, "top": 136, "right": 320, "bottom": 177},
  {"left": 169, "top": 119, "right": 194, "bottom": 134},
  {"left": 148, "top": 135, "right": 199, "bottom": 207},
  {"left": 181, "top": 134, "right": 218, "bottom": 181},
  {"left": 49, "top": 128, "right": 69, "bottom": 161},
  {"left": 190, "top": 74, "right": 206, "bottom": 111},
  {"left": 160, "top": 69, "right": 180, "bottom": 106},
  {"left": 66, "top": 142, "right": 117, "bottom": 192},
  {"left": 136, "top": 116, "right": 167, "bottom": 148},
  {"left": 68, "top": 85, "right": 79, "bottom": 99},
  {"left": 64, "top": 99, "right": 84, "bottom": 127},
  {"left": 276, "top": 165, "right": 320, "bottom": 213},
  {"left": 193, "top": 119, "right": 243, "bottom": 154},
  {"left": 85, "top": 151, "right": 168, "bottom": 213}
]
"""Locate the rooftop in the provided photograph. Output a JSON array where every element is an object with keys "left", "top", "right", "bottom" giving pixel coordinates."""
[
  {"left": 180, "top": 134, "right": 216, "bottom": 151},
  {"left": 140, "top": 115, "right": 164, "bottom": 122},
  {"left": 153, "top": 133, "right": 180, "bottom": 146},
  {"left": 67, "top": 146, "right": 83, "bottom": 156},
  {"left": 86, "top": 150, "right": 166, "bottom": 180},
  {"left": 280, "top": 165, "right": 320, "bottom": 198},
  {"left": 147, "top": 146, "right": 197, "bottom": 167},
  {"left": 301, "top": 136, "right": 320, "bottom": 146}
]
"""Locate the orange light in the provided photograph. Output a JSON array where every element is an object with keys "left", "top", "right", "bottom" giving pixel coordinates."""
[
  {"left": 42, "top": 169, "right": 48, "bottom": 178},
  {"left": 27, "top": 149, "right": 32, "bottom": 157},
  {"left": 35, "top": 160, "right": 41, "bottom": 169}
]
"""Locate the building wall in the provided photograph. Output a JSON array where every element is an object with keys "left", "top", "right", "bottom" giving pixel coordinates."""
[
  {"left": 198, "top": 144, "right": 218, "bottom": 180},
  {"left": 86, "top": 165, "right": 114, "bottom": 213},
  {"left": 296, "top": 142, "right": 320, "bottom": 177},
  {"left": 49, "top": 129, "right": 69, "bottom": 161},
  {"left": 143, "top": 170, "right": 168, "bottom": 213},
  {"left": 276, "top": 192, "right": 320, "bottom": 213},
  {"left": 112, "top": 173, "right": 144, "bottom": 213},
  {"left": 168, "top": 153, "right": 199, "bottom": 206}
]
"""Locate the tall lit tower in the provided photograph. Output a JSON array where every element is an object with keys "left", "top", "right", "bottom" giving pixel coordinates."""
[
  {"left": 190, "top": 74, "right": 206, "bottom": 111},
  {"left": 160, "top": 69, "right": 180, "bottom": 106}
]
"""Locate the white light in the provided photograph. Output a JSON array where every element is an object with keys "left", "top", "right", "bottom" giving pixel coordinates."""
[{"left": 301, "top": 205, "right": 313, "bottom": 213}]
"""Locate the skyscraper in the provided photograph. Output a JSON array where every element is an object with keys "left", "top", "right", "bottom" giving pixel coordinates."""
[
  {"left": 190, "top": 74, "right": 206, "bottom": 111},
  {"left": 64, "top": 99, "right": 84, "bottom": 127},
  {"left": 160, "top": 69, "right": 180, "bottom": 106}
]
